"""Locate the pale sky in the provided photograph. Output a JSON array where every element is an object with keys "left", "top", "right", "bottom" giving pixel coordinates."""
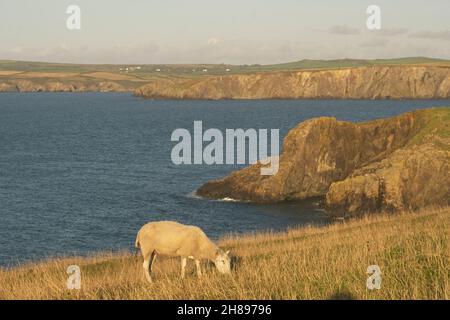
[{"left": 1, "top": 0, "right": 449, "bottom": 64}]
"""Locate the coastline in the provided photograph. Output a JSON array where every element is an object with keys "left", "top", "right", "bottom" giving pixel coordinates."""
[{"left": 2, "top": 62, "right": 450, "bottom": 100}]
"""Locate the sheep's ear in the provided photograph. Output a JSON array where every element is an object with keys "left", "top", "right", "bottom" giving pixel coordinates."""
[{"left": 225, "top": 250, "right": 230, "bottom": 255}]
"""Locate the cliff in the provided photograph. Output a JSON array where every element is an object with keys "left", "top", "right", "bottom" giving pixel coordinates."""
[
  {"left": 196, "top": 108, "right": 450, "bottom": 216},
  {"left": 134, "top": 66, "right": 450, "bottom": 99},
  {"left": 0, "top": 70, "right": 149, "bottom": 93},
  {"left": 0, "top": 79, "right": 129, "bottom": 93},
  {"left": 3, "top": 65, "right": 450, "bottom": 97}
]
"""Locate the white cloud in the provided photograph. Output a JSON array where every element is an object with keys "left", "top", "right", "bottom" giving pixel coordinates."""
[
  {"left": 373, "top": 28, "right": 408, "bottom": 36},
  {"left": 328, "top": 25, "right": 360, "bottom": 35},
  {"left": 207, "top": 37, "right": 221, "bottom": 46},
  {"left": 409, "top": 30, "right": 450, "bottom": 41},
  {"left": 2, "top": 34, "right": 450, "bottom": 64},
  {"left": 359, "top": 37, "right": 389, "bottom": 48}
]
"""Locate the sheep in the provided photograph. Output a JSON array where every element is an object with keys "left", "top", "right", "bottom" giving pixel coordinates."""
[{"left": 135, "top": 221, "right": 231, "bottom": 283}]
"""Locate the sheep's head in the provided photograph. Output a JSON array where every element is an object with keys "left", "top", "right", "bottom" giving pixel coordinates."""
[{"left": 214, "top": 249, "right": 231, "bottom": 274}]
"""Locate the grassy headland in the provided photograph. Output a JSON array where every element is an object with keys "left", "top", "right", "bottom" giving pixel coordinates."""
[{"left": 0, "top": 206, "right": 448, "bottom": 300}]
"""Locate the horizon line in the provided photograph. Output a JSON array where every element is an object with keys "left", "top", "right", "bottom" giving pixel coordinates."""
[{"left": 1, "top": 56, "right": 448, "bottom": 67}]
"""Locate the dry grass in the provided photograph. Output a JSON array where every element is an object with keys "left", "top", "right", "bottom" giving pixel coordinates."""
[
  {"left": 12, "top": 72, "right": 80, "bottom": 78},
  {"left": 0, "top": 207, "right": 448, "bottom": 300},
  {"left": 0, "top": 70, "right": 146, "bottom": 84},
  {"left": 80, "top": 72, "right": 146, "bottom": 81},
  {"left": 0, "top": 71, "right": 23, "bottom": 76}
]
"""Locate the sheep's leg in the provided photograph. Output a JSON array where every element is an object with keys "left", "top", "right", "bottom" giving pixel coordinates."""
[
  {"left": 143, "top": 257, "right": 152, "bottom": 283},
  {"left": 195, "top": 260, "right": 202, "bottom": 278},
  {"left": 181, "top": 257, "right": 187, "bottom": 279},
  {"left": 149, "top": 250, "right": 157, "bottom": 274}
]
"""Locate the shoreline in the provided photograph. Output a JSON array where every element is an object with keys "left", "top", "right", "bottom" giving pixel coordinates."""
[
  {"left": 3, "top": 90, "right": 450, "bottom": 102},
  {"left": 1, "top": 63, "right": 450, "bottom": 99}
]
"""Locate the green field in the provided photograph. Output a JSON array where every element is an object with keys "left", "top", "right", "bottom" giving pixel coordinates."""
[{"left": 1, "top": 57, "right": 449, "bottom": 77}]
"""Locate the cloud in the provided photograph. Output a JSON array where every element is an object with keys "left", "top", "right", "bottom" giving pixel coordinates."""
[
  {"left": 10, "top": 47, "right": 23, "bottom": 54},
  {"left": 359, "top": 37, "right": 389, "bottom": 48},
  {"left": 373, "top": 28, "right": 408, "bottom": 36},
  {"left": 409, "top": 30, "right": 450, "bottom": 41},
  {"left": 3, "top": 34, "right": 450, "bottom": 65},
  {"left": 0, "top": 42, "right": 161, "bottom": 64},
  {"left": 328, "top": 25, "right": 359, "bottom": 35},
  {"left": 207, "top": 37, "right": 221, "bottom": 46}
]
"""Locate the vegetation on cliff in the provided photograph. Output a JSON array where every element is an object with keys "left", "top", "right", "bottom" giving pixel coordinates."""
[
  {"left": 0, "top": 206, "right": 447, "bottom": 299},
  {"left": 197, "top": 108, "right": 450, "bottom": 216}
]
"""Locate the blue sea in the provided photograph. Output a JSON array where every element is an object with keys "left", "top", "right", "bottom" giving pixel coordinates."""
[{"left": 0, "top": 92, "right": 448, "bottom": 266}]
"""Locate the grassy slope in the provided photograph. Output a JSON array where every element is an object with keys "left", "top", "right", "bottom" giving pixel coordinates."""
[
  {"left": 407, "top": 107, "right": 450, "bottom": 150},
  {"left": 244, "top": 57, "right": 450, "bottom": 72},
  {"left": 0, "top": 206, "right": 448, "bottom": 300}
]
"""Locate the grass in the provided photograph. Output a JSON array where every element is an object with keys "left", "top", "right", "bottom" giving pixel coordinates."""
[
  {"left": 406, "top": 107, "right": 450, "bottom": 150},
  {"left": 0, "top": 206, "right": 448, "bottom": 300},
  {"left": 243, "top": 57, "right": 450, "bottom": 72}
]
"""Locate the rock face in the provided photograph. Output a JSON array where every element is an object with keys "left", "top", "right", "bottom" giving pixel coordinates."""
[
  {"left": 196, "top": 108, "right": 450, "bottom": 216},
  {"left": 326, "top": 144, "right": 450, "bottom": 216},
  {"left": 0, "top": 80, "right": 128, "bottom": 92},
  {"left": 135, "top": 66, "right": 450, "bottom": 99},
  {"left": 3, "top": 65, "right": 450, "bottom": 97}
]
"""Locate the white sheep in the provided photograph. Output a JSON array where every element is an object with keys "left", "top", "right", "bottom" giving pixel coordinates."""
[{"left": 135, "top": 221, "right": 231, "bottom": 283}]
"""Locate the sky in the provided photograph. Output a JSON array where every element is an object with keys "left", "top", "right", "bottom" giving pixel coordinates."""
[{"left": 1, "top": 0, "right": 450, "bottom": 64}]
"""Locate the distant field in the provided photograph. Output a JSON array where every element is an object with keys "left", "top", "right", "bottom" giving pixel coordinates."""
[
  {"left": 0, "top": 206, "right": 448, "bottom": 300},
  {"left": 252, "top": 57, "right": 450, "bottom": 72},
  {"left": 1, "top": 57, "right": 449, "bottom": 77}
]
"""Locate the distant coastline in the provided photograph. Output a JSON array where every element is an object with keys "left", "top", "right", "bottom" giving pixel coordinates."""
[{"left": 1, "top": 57, "right": 450, "bottom": 99}]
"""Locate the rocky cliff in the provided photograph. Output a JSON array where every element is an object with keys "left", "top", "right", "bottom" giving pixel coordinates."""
[
  {"left": 196, "top": 108, "right": 450, "bottom": 216},
  {"left": 135, "top": 66, "right": 450, "bottom": 99},
  {"left": 0, "top": 80, "right": 128, "bottom": 92},
  {"left": 3, "top": 65, "right": 450, "bottom": 97}
]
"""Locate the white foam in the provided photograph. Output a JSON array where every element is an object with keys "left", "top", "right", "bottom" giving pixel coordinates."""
[{"left": 220, "top": 197, "right": 239, "bottom": 202}]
